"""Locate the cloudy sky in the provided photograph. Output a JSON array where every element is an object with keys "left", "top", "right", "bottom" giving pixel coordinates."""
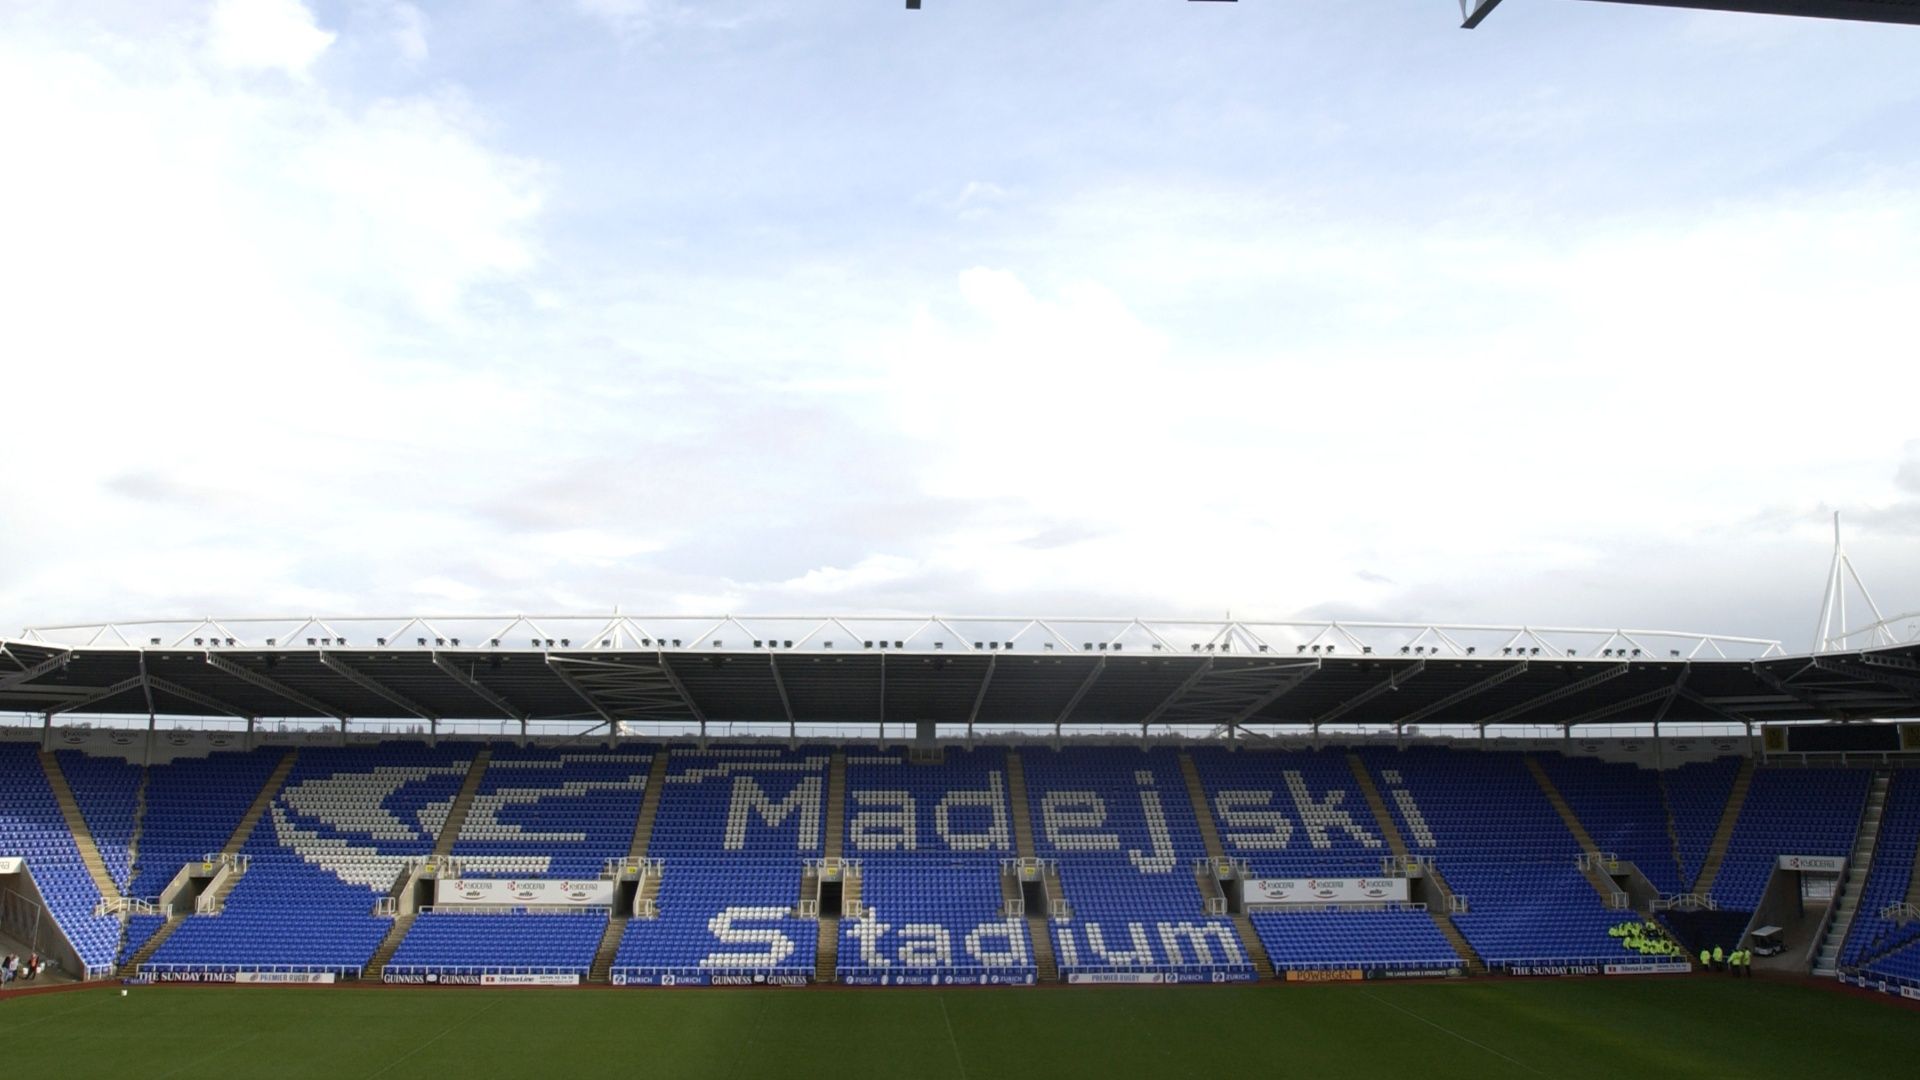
[{"left": 2, "top": 0, "right": 1916, "bottom": 652}]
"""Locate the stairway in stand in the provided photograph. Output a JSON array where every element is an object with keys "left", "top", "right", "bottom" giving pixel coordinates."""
[
  {"left": 1525, "top": 756, "right": 1621, "bottom": 903},
  {"left": 1347, "top": 753, "right": 1485, "bottom": 975},
  {"left": 1691, "top": 758, "right": 1756, "bottom": 897},
  {"left": 814, "top": 750, "right": 847, "bottom": 984},
  {"left": 365, "top": 748, "right": 490, "bottom": 981},
  {"left": 1178, "top": 752, "right": 1273, "bottom": 979},
  {"left": 592, "top": 751, "right": 671, "bottom": 984},
  {"left": 202, "top": 750, "right": 302, "bottom": 913},
  {"left": 432, "top": 748, "right": 493, "bottom": 859},
  {"left": 1005, "top": 750, "right": 1058, "bottom": 982},
  {"left": 118, "top": 914, "right": 185, "bottom": 977},
  {"left": 1814, "top": 768, "right": 1891, "bottom": 976},
  {"left": 120, "top": 749, "right": 298, "bottom": 977},
  {"left": 38, "top": 749, "right": 123, "bottom": 902}
]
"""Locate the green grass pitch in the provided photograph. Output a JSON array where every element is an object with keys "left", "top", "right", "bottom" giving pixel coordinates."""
[{"left": 6, "top": 978, "right": 1918, "bottom": 1078}]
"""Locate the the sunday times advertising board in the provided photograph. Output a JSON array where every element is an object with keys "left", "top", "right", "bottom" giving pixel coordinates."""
[
  {"left": 433, "top": 878, "right": 613, "bottom": 907},
  {"left": 147, "top": 972, "right": 336, "bottom": 984},
  {"left": 1243, "top": 878, "right": 1409, "bottom": 906}
]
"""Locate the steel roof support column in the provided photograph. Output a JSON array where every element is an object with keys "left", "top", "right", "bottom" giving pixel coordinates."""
[
  {"left": 547, "top": 655, "right": 617, "bottom": 734},
  {"left": 768, "top": 654, "right": 797, "bottom": 742},
  {"left": 966, "top": 655, "right": 997, "bottom": 742},
  {"left": 206, "top": 654, "right": 351, "bottom": 722},
  {"left": 654, "top": 654, "right": 708, "bottom": 738},
  {"left": 139, "top": 652, "right": 156, "bottom": 732},
  {"left": 320, "top": 654, "right": 439, "bottom": 724},
  {"left": 1674, "top": 687, "right": 1756, "bottom": 727},
  {"left": 1560, "top": 686, "right": 1680, "bottom": 730},
  {"left": 1391, "top": 661, "right": 1530, "bottom": 727},
  {"left": 432, "top": 653, "right": 527, "bottom": 729},
  {"left": 1816, "top": 655, "right": 1920, "bottom": 700},
  {"left": 1311, "top": 660, "right": 1425, "bottom": 727},
  {"left": 1224, "top": 662, "right": 1321, "bottom": 728},
  {"left": 1477, "top": 663, "right": 1630, "bottom": 728},
  {"left": 1055, "top": 658, "right": 1107, "bottom": 735},
  {"left": 48, "top": 674, "right": 145, "bottom": 717},
  {"left": 0, "top": 650, "right": 73, "bottom": 692},
  {"left": 1139, "top": 659, "right": 1213, "bottom": 730},
  {"left": 1750, "top": 662, "right": 1826, "bottom": 712},
  {"left": 146, "top": 676, "right": 251, "bottom": 720}
]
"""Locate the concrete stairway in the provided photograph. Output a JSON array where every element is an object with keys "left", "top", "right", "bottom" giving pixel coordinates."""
[
  {"left": 431, "top": 748, "right": 493, "bottom": 858},
  {"left": 127, "top": 765, "right": 150, "bottom": 893},
  {"left": 38, "top": 750, "right": 123, "bottom": 902},
  {"left": 1658, "top": 774, "right": 1687, "bottom": 888},
  {"left": 1691, "top": 757, "right": 1756, "bottom": 897},
  {"left": 1005, "top": 751, "right": 1059, "bottom": 981},
  {"left": 118, "top": 915, "right": 185, "bottom": 976},
  {"left": 198, "top": 750, "right": 301, "bottom": 913},
  {"left": 1905, "top": 791, "right": 1920, "bottom": 911},
  {"left": 627, "top": 751, "right": 672, "bottom": 861},
  {"left": 1524, "top": 756, "right": 1621, "bottom": 903},
  {"left": 227, "top": 750, "right": 299, "bottom": 857},
  {"left": 815, "top": 916, "right": 839, "bottom": 984},
  {"left": 1178, "top": 751, "right": 1273, "bottom": 978},
  {"left": 1347, "top": 753, "right": 1485, "bottom": 975},
  {"left": 120, "top": 752, "right": 298, "bottom": 974},
  {"left": 1006, "top": 750, "right": 1038, "bottom": 857},
  {"left": 588, "top": 751, "right": 671, "bottom": 984},
  {"left": 1814, "top": 768, "right": 1891, "bottom": 976},
  {"left": 364, "top": 913, "right": 416, "bottom": 979},
  {"left": 365, "top": 749, "right": 490, "bottom": 980},
  {"left": 814, "top": 750, "right": 847, "bottom": 983},
  {"left": 588, "top": 917, "right": 623, "bottom": 984}
]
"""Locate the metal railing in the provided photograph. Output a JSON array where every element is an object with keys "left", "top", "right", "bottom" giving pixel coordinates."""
[
  {"left": 1383, "top": 853, "right": 1434, "bottom": 876},
  {"left": 1577, "top": 851, "right": 1621, "bottom": 873},
  {"left": 1652, "top": 894, "right": 1717, "bottom": 912},
  {"left": 1880, "top": 903, "right": 1920, "bottom": 923}
]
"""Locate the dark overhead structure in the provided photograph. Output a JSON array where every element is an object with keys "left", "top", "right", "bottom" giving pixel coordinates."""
[
  {"left": 3, "top": 614, "right": 1917, "bottom": 736},
  {"left": 1465, "top": 0, "right": 1920, "bottom": 28}
]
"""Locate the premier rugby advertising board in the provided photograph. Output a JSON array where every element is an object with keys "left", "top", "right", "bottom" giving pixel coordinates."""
[
  {"left": 1242, "top": 878, "right": 1409, "bottom": 906},
  {"left": 434, "top": 878, "right": 614, "bottom": 907}
]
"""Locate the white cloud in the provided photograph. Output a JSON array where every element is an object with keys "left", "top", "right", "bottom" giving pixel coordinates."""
[
  {"left": 380, "top": 1, "right": 430, "bottom": 63},
  {"left": 0, "top": 6, "right": 547, "bottom": 625},
  {"left": 205, "top": 0, "right": 336, "bottom": 76},
  {"left": 0, "top": 2, "right": 1915, "bottom": 655}
]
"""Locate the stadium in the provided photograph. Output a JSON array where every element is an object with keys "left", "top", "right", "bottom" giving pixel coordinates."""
[
  {"left": 4, "top": 598, "right": 1920, "bottom": 1074},
  {"left": 7, "top": 0, "right": 1920, "bottom": 1077}
]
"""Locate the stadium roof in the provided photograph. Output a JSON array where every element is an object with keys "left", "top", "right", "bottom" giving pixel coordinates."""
[
  {"left": 4, "top": 615, "right": 1917, "bottom": 732},
  {"left": 1463, "top": 0, "right": 1920, "bottom": 27}
]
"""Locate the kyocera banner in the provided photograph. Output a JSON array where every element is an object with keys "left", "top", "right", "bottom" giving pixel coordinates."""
[
  {"left": 1778, "top": 855, "right": 1846, "bottom": 873},
  {"left": 434, "top": 878, "right": 614, "bottom": 907},
  {"left": 0, "top": 857, "right": 23, "bottom": 874},
  {"left": 1243, "top": 878, "right": 1409, "bottom": 906}
]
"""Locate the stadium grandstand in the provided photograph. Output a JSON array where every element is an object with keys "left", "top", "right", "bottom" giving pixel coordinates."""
[{"left": 4, "top": 607, "right": 1920, "bottom": 1001}]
